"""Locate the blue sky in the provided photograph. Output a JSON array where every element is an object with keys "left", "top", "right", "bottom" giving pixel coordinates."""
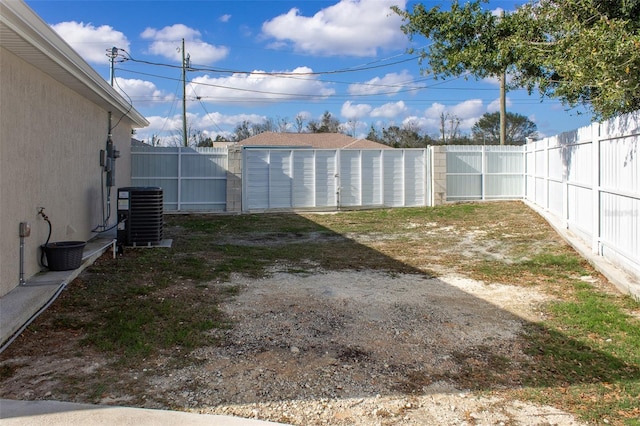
[{"left": 26, "top": 0, "right": 593, "bottom": 145}]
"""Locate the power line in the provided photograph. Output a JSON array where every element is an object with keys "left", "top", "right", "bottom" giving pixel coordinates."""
[{"left": 119, "top": 48, "right": 420, "bottom": 76}]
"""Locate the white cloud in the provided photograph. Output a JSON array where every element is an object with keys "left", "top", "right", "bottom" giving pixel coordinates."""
[
  {"left": 219, "top": 14, "right": 232, "bottom": 23},
  {"left": 341, "top": 101, "right": 372, "bottom": 119},
  {"left": 261, "top": 0, "right": 407, "bottom": 56},
  {"left": 141, "top": 24, "right": 228, "bottom": 64},
  {"left": 424, "top": 103, "right": 446, "bottom": 118},
  {"left": 50, "top": 21, "right": 129, "bottom": 64},
  {"left": 487, "top": 96, "right": 513, "bottom": 113},
  {"left": 371, "top": 101, "right": 408, "bottom": 118},
  {"left": 113, "top": 78, "right": 173, "bottom": 107},
  {"left": 295, "top": 111, "right": 312, "bottom": 121},
  {"left": 136, "top": 112, "right": 266, "bottom": 144},
  {"left": 189, "top": 67, "right": 335, "bottom": 104},
  {"left": 348, "top": 70, "right": 415, "bottom": 96},
  {"left": 449, "top": 99, "right": 484, "bottom": 119},
  {"left": 420, "top": 100, "right": 488, "bottom": 134}
]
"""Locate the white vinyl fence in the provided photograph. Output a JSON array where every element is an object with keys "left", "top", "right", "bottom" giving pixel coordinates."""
[
  {"left": 131, "top": 146, "right": 228, "bottom": 211},
  {"left": 129, "top": 117, "right": 638, "bottom": 282},
  {"left": 525, "top": 113, "right": 639, "bottom": 280},
  {"left": 242, "top": 148, "right": 432, "bottom": 211},
  {"left": 446, "top": 145, "right": 525, "bottom": 201}
]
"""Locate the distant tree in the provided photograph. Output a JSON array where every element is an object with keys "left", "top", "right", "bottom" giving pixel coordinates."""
[
  {"left": 294, "top": 114, "right": 306, "bottom": 133},
  {"left": 381, "top": 126, "right": 403, "bottom": 147},
  {"left": 277, "top": 116, "right": 290, "bottom": 132},
  {"left": 170, "top": 124, "right": 209, "bottom": 147},
  {"left": 345, "top": 120, "right": 360, "bottom": 137},
  {"left": 373, "top": 124, "right": 425, "bottom": 148},
  {"left": 233, "top": 120, "right": 253, "bottom": 142},
  {"left": 149, "top": 134, "right": 162, "bottom": 147},
  {"left": 198, "top": 134, "right": 229, "bottom": 146},
  {"left": 308, "top": 111, "right": 342, "bottom": 133},
  {"left": 366, "top": 125, "right": 383, "bottom": 143},
  {"left": 196, "top": 137, "right": 214, "bottom": 147},
  {"left": 257, "top": 118, "right": 278, "bottom": 134},
  {"left": 230, "top": 120, "right": 259, "bottom": 141},
  {"left": 472, "top": 112, "right": 537, "bottom": 145},
  {"left": 439, "top": 112, "right": 461, "bottom": 144}
]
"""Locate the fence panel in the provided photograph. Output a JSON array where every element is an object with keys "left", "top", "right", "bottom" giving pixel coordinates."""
[
  {"left": 524, "top": 113, "right": 640, "bottom": 282},
  {"left": 314, "top": 150, "right": 338, "bottom": 208},
  {"left": 446, "top": 146, "right": 524, "bottom": 201},
  {"left": 292, "top": 150, "right": 315, "bottom": 208},
  {"left": 405, "top": 150, "right": 428, "bottom": 207},
  {"left": 361, "top": 150, "right": 383, "bottom": 206},
  {"left": 598, "top": 121, "right": 640, "bottom": 276},
  {"left": 340, "top": 150, "right": 362, "bottom": 207},
  {"left": 131, "top": 146, "right": 227, "bottom": 212},
  {"left": 382, "top": 150, "right": 405, "bottom": 207}
]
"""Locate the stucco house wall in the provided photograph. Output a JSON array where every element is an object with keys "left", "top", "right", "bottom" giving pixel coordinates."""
[{"left": 0, "top": 1, "right": 147, "bottom": 297}]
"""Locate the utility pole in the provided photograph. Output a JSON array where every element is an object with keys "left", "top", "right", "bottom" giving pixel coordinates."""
[
  {"left": 181, "top": 38, "right": 188, "bottom": 147},
  {"left": 107, "top": 46, "right": 118, "bottom": 87}
]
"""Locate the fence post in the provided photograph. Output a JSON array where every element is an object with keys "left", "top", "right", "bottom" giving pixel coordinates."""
[
  {"left": 481, "top": 146, "right": 486, "bottom": 201},
  {"left": 177, "top": 147, "right": 182, "bottom": 211},
  {"left": 591, "top": 122, "right": 602, "bottom": 255},
  {"left": 226, "top": 146, "right": 242, "bottom": 212},
  {"left": 522, "top": 144, "right": 527, "bottom": 201},
  {"left": 431, "top": 146, "right": 447, "bottom": 205},
  {"left": 562, "top": 142, "right": 569, "bottom": 228},
  {"left": 424, "top": 148, "right": 430, "bottom": 206}
]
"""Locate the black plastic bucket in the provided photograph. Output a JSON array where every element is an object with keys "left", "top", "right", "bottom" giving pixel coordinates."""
[{"left": 42, "top": 241, "right": 86, "bottom": 271}]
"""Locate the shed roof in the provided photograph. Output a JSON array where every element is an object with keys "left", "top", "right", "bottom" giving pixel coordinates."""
[
  {"left": 0, "top": 0, "right": 148, "bottom": 128},
  {"left": 235, "top": 132, "right": 392, "bottom": 149}
]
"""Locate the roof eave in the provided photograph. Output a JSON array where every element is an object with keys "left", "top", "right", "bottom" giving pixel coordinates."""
[{"left": 0, "top": 0, "right": 148, "bottom": 128}]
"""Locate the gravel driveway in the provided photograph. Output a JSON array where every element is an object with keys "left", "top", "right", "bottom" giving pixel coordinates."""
[{"left": 146, "top": 268, "right": 583, "bottom": 425}]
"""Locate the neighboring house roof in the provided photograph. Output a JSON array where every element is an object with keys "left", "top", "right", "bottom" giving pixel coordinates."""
[
  {"left": 131, "top": 138, "right": 151, "bottom": 147},
  {"left": 235, "top": 132, "right": 392, "bottom": 149},
  {"left": 0, "top": 0, "right": 148, "bottom": 128}
]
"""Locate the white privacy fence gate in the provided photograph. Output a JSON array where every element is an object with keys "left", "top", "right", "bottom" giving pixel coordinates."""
[
  {"left": 525, "top": 114, "right": 639, "bottom": 281},
  {"left": 242, "top": 148, "right": 432, "bottom": 211},
  {"left": 131, "top": 146, "right": 228, "bottom": 212}
]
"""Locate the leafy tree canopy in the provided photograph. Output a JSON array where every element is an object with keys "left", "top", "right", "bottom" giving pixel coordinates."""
[
  {"left": 472, "top": 112, "right": 538, "bottom": 145},
  {"left": 392, "top": 1, "right": 513, "bottom": 79},
  {"left": 393, "top": 0, "right": 640, "bottom": 120},
  {"left": 509, "top": 0, "right": 640, "bottom": 119}
]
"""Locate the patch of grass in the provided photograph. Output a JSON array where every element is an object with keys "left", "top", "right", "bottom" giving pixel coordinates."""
[
  {"left": 80, "top": 284, "right": 231, "bottom": 360},
  {"left": 516, "top": 283, "right": 640, "bottom": 424},
  {"left": 0, "top": 364, "right": 17, "bottom": 380},
  {"left": 49, "top": 246, "right": 234, "bottom": 364},
  {"left": 522, "top": 253, "right": 587, "bottom": 275},
  {"left": 471, "top": 250, "right": 589, "bottom": 288},
  {"left": 88, "top": 382, "right": 108, "bottom": 402}
]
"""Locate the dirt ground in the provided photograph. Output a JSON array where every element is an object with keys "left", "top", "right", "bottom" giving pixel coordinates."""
[
  {"left": 0, "top": 205, "right": 596, "bottom": 425},
  {"left": 187, "top": 269, "right": 585, "bottom": 425}
]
